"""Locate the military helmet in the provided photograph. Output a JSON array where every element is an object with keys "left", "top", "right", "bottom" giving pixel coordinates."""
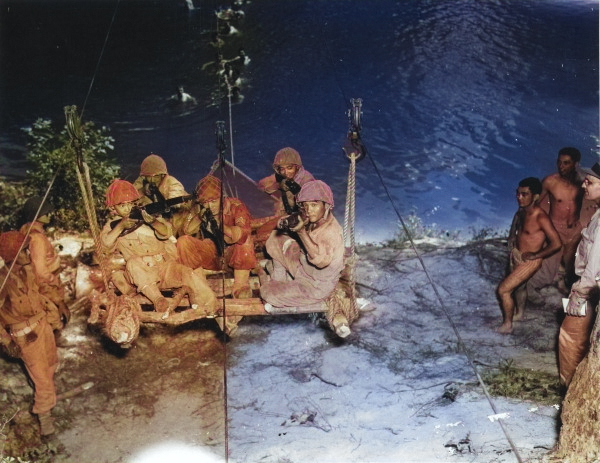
[
  {"left": 296, "top": 180, "right": 334, "bottom": 207},
  {"left": 140, "top": 154, "right": 168, "bottom": 176},
  {"left": 0, "top": 230, "right": 28, "bottom": 264},
  {"left": 105, "top": 179, "right": 141, "bottom": 207},
  {"left": 273, "top": 147, "right": 302, "bottom": 172},
  {"left": 21, "top": 196, "right": 54, "bottom": 224},
  {"left": 195, "top": 175, "right": 221, "bottom": 203}
]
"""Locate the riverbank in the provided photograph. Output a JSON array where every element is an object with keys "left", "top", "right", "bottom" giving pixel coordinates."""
[{"left": 1, "top": 236, "right": 571, "bottom": 463}]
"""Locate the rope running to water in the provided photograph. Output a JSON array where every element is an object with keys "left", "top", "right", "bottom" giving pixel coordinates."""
[
  {"left": 80, "top": 0, "right": 121, "bottom": 118},
  {"left": 318, "top": 21, "right": 524, "bottom": 463}
]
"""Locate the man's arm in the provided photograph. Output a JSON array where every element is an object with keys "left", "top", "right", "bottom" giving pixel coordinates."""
[
  {"left": 537, "top": 176, "right": 552, "bottom": 214},
  {"left": 523, "top": 211, "right": 562, "bottom": 260}
]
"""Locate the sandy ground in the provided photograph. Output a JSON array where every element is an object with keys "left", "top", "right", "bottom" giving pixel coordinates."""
[{"left": 0, "top": 238, "right": 569, "bottom": 463}]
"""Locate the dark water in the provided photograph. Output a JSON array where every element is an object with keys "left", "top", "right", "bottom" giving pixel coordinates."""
[{"left": 1, "top": 0, "right": 598, "bottom": 242}]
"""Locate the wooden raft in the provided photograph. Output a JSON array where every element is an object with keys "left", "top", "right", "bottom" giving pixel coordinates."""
[{"left": 134, "top": 275, "right": 353, "bottom": 338}]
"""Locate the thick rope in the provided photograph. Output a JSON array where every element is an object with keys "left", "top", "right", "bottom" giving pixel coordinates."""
[
  {"left": 317, "top": 17, "right": 524, "bottom": 459},
  {"left": 73, "top": 162, "right": 111, "bottom": 292},
  {"left": 343, "top": 153, "right": 358, "bottom": 316}
]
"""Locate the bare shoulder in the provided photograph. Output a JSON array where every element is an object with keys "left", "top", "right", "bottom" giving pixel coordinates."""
[
  {"left": 542, "top": 173, "right": 560, "bottom": 188},
  {"left": 532, "top": 205, "right": 551, "bottom": 222}
]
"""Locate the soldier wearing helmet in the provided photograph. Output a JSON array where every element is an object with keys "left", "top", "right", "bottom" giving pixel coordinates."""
[
  {"left": 174, "top": 174, "right": 257, "bottom": 335},
  {"left": 258, "top": 179, "right": 344, "bottom": 308},
  {"left": 0, "top": 231, "right": 60, "bottom": 436},
  {"left": 132, "top": 154, "right": 190, "bottom": 211},
  {"left": 100, "top": 179, "right": 217, "bottom": 316},
  {"left": 255, "top": 147, "right": 315, "bottom": 245},
  {"left": 18, "top": 196, "right": 70, "bottom": 332}
]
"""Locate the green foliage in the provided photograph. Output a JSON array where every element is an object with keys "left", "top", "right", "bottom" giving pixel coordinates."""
[
  {"left": 0, "top": 180, "right": 35, "bottom": 232},
  {"left": 482, "top": 359, "right": 563, "bottom": 405},
  {"left": 22, "top": 118, "right": 120, "bottom": 231}
]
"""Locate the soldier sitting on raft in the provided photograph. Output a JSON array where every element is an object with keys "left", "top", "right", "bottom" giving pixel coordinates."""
[
  {"left": 496, "top": 177, "right": 562, "bottom": 334},
  {"left": 255, "top": 147, "right": 315, "bottom": 245},
  {"left": 132, "top": 153, "right": 190, "bottom": 211},
  {"left": 100, "top": 179, "right": 217, "bottom": 316},
  {"left": 174, "top": 174, "right": 256, "bottom": 335},
  {"left": 257, "top": 180, "right": 344, "bottom": 309}
]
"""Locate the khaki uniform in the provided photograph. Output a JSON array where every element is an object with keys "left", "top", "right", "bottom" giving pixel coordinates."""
[
  {"left": 260, "top": 213, "right": 344, "bottom": 307},
  {"left": 0, "top": 265, "right": 58, "bottom": 415},
  {"left": 256, "top": 167, "right": 315, "bottom": 244},
  {"left": 100, "top": 219, "right": 217, "bottom": 311},
  {"left": 19, "top": 221, "right": 65, "bottom": 330},
  {"left": 133, "top": 174, "right": 188, "bottom": 205},
  {"left": 175, "top": 197, "right": 257, "bottom": 272},
  {"left": 559, "top": 209, "right": 600, "bottom": 386}
]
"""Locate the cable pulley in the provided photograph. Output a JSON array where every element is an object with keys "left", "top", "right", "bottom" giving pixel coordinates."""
[{"left": 343, "top": 98, "right": 366, "bottom": 162}]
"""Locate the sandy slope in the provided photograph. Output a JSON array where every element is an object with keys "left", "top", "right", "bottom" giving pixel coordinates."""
[{"left": 1, "top": 239, "right": 566, "bottom": 463}]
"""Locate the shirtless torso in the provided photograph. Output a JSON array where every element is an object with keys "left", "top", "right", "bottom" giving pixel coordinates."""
[
  {"left": 539, "top": 171, "right": 582, "bottom": 229},
  {"left": 533, "top": 154, "right": 587, "bottom": 290},
  {"left": 497, "top": 184, "right": 562, "bottom": 334}
]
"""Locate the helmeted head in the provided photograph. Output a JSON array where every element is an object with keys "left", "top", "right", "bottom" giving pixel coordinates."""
[
  {"left": 195, "top": 175, "right": 222, "bottom": 216},
  {"left": 297, "top": 180, "right": 334, "bottom": 224},
  {"left": 106, "top": 179, "right": 141, "bottom": 207},
  {"left": 140, "top": 154, "right": 168, "bottom": 177},
  {"left": 297, "top": 180, "right": 334, "bottom": 207},
  {"left": 0, "top": 230, "right": 28, "bottom": 264},
  {"left": 195, "top": 175, "right": 222, "bottom": 203},
  {"left": 20, "top": 196, "right": 54, "bottom": 225},
  {"left": 273, "top": 147, "right": 302, "bottom": 179}
]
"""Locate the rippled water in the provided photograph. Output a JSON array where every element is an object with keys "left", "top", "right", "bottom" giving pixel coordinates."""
[{"left": 1, "top": 0, "right": 598, "bottom": 242}]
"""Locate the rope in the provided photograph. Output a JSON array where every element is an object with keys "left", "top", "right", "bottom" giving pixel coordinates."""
[
  {"left": 225, "top": 79, "right": 236, "bottom": 170},
  {"left": 343, "top": 153, "right": 358, "bottom": 315},
  {"left": 365, "top": 149, "right": 524, "bottom": 463},
  {"left": 318, "top": 21, "right": 524, "bottom": 462},
  {"left": 80, "top": 0, "right": 121, "bottom": 118},
  {"left": 0, "top": 173, "right": 58, "bottom": 296}
]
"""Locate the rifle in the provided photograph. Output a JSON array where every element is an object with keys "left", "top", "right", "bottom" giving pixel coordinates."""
[{"left": 128, "top": 194, "right": 195, "bottom": 221}]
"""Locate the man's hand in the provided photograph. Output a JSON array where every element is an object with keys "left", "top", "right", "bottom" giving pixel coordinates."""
[
  {"left": 1, "top": 338, "right": 21, "bottom": 358},
  {"left": 119, "top": 217, "right": 138, "bottom": 230},
  {"left": 521, "top": 251, "right": 538, "bottom": 261},
  {"left": 141, "top": 209, "right": 156, "bottom": 225},
  {"left": 566, "top": 292, "right": 587, "bottom": 317},
  {"left": 277, "top": 214, "right": 305, "bottom": 232},
  {"left": 279, "top": 179, "right": 301, "bottom": 195},
  {"left": 58, "top": 303, "right": 71, "bottom": 326}
]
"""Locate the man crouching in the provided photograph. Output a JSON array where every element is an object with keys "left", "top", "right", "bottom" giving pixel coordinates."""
[
  {"left": 100, "top": 179, "right": 217, "bottom": 315},
  {"left": 259, "top": 180, "right": 344, "bottom": 309}
]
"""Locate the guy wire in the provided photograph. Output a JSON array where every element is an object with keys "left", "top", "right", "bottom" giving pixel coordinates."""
[
  {"left": 80, "top": 0, "right": 121, "bottom": 118},
  {"left": 318, "top": 20, "right": 524, "bottom": 463}
]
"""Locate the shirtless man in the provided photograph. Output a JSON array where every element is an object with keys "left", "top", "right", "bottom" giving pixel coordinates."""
[
  {"left": 529, "top": 147, "right": 588, "bottom": 295},
  {"left": 497, "top": 177, "right": 562, "bottom": 334}
]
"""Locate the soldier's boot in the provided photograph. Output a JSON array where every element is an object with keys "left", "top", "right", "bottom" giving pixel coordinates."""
[
  {"left": 140, "top": 285, "right": 169, "bottom": 313},
  {"left": 232, "top": 269, "right": 252, "bottom": 299},
  {"left": 38, "top": 412, "right": 55, "bottom": 436}
]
